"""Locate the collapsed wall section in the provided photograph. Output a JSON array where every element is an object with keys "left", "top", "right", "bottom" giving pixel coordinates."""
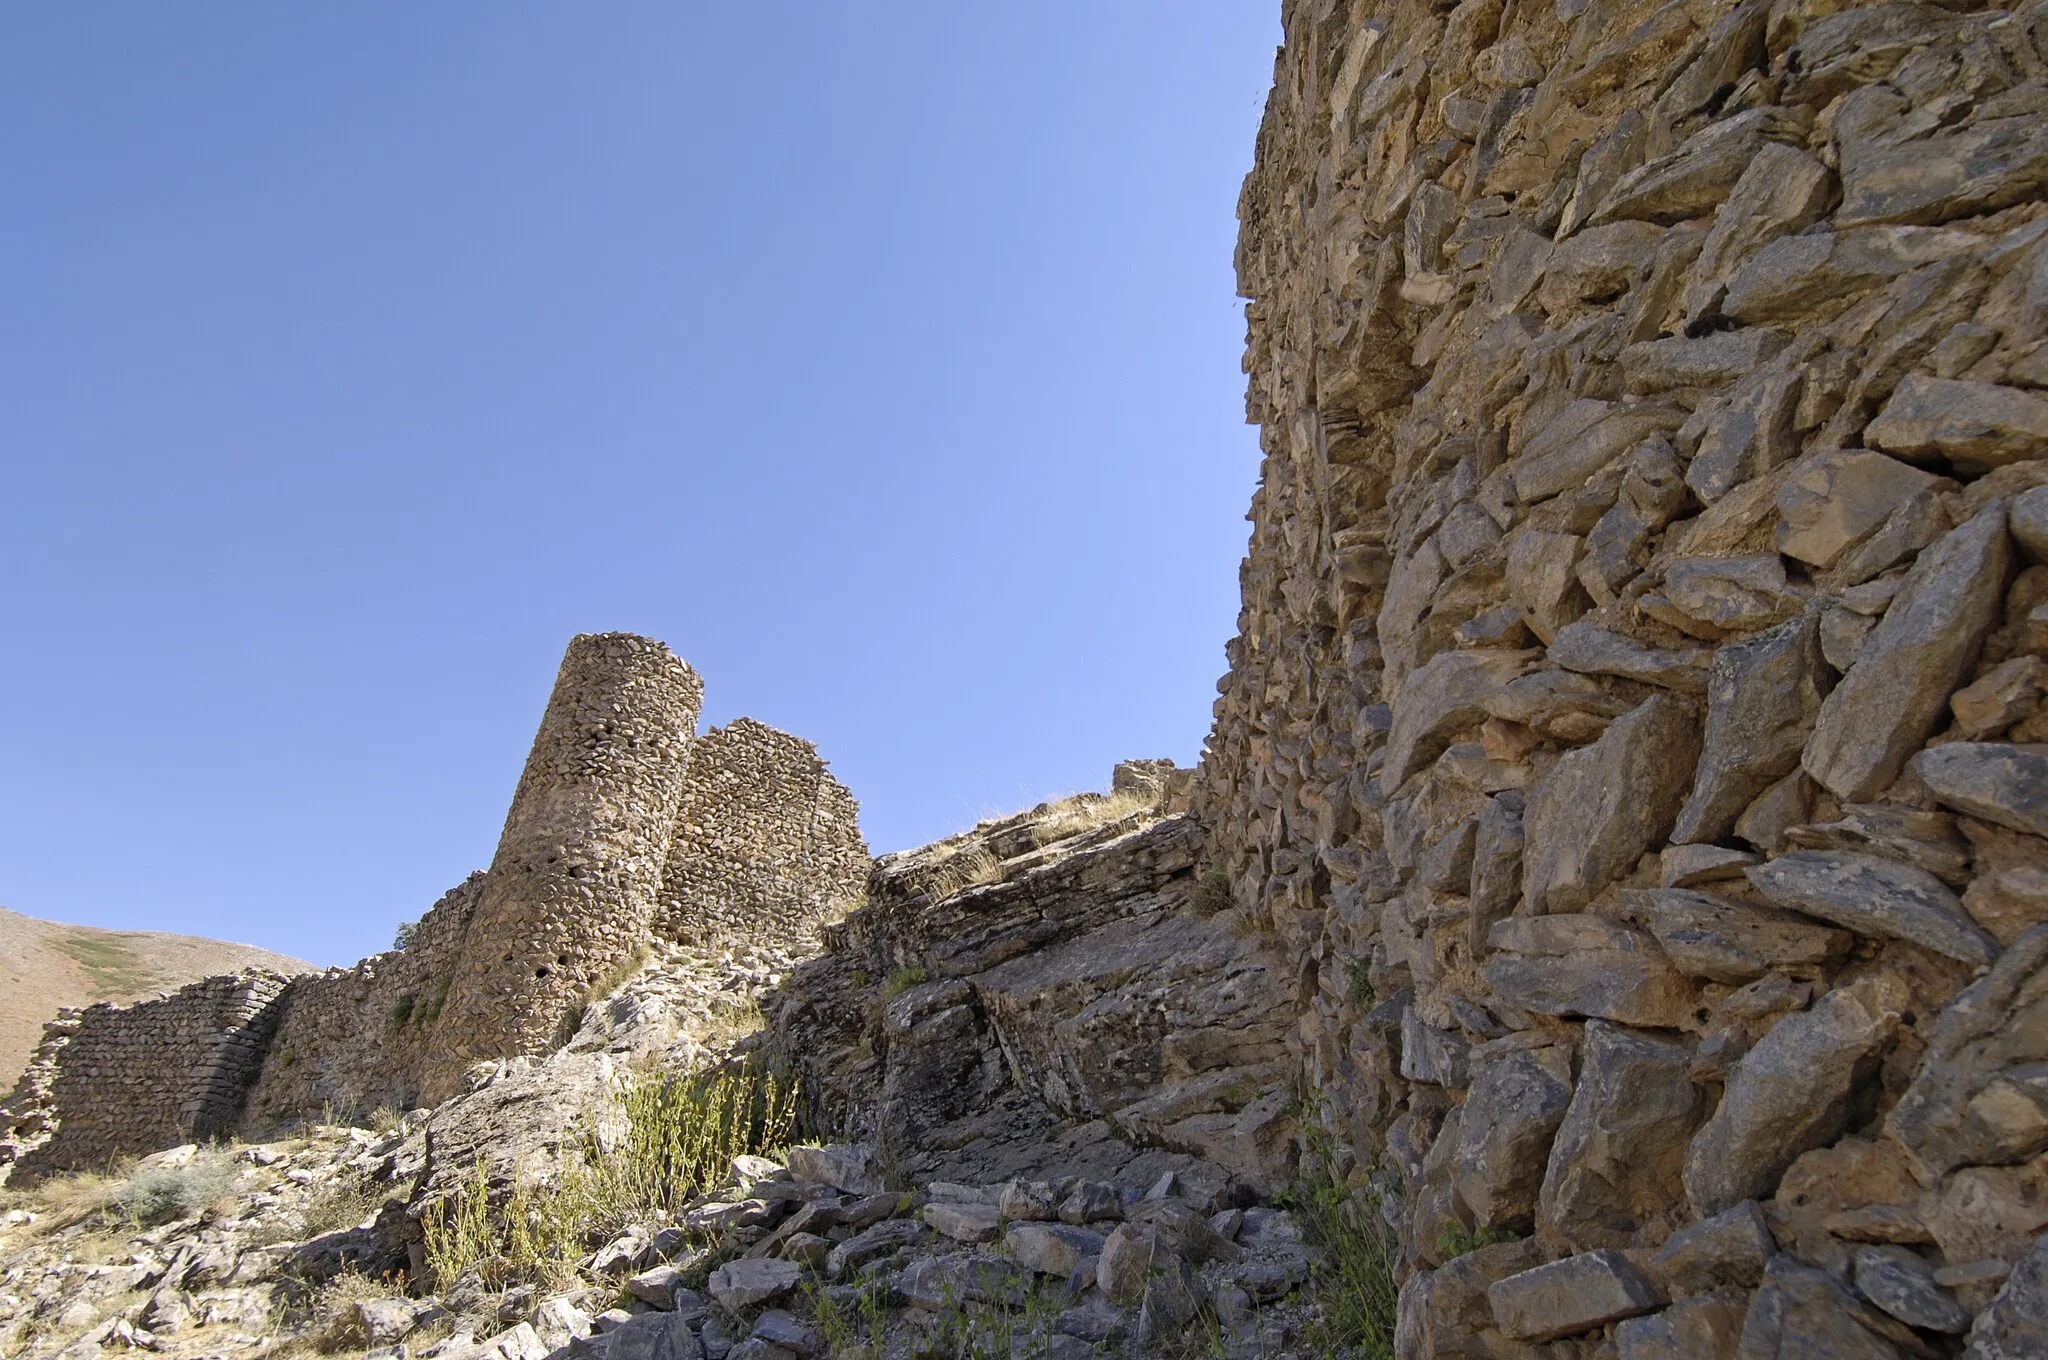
[
  {"left": 8, "top": 973, "right": 289, "bottom": 1177},
  {"left": 654, "top": 717, "right": 869, "bottom": 949},
  {"left": 1198, "top": 0, "right": 2048, "bottom": 1347},
  {"left": 426, "top": 633, "right": 703, "bottom": 1101}
]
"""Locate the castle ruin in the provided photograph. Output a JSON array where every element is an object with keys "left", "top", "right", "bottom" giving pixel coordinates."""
[{"left": 1, "top": 633, "right": 867, "bottom": 1175}]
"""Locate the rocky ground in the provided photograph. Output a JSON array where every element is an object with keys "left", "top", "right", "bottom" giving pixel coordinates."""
[{"left": 0, "top": 1124, "right": 1330, "bottom": 1360}]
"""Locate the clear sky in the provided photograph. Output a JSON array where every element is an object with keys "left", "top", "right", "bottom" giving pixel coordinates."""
[{"left": 0, "top": 4, "right": 1279, "bottom": 968}]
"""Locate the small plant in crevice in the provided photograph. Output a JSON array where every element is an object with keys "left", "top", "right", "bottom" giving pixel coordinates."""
[
  {"left": 1189, "top": 862, "right": 1235, "bottom": 916},
  {"left": 1283, "top": 1134, "right": 1399, "bottom": 1359},
  {"left": 879, "top": 965, "right": 928, "bottom": 1001},
  {"left": 1435, "top": 1219, "right": 1523, "bottom": 1261}
]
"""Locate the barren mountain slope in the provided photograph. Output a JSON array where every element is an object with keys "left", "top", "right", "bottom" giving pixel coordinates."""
[{"left": 0, "top": 906, "right": 312, "bottom": 1097}]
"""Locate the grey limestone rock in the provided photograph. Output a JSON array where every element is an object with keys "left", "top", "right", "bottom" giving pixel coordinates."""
[
  {"left": 1684, "top": 974, "right": 1907, "bottom": 1216},
  {"left": 1486, "top": 1249, "right": 1665, "bottom": 1342},
  {"left": 1538, "top": 1021, "right": 1699, "bottom": 1252},
  {"left": 1521, "top": 693, "right": 1701, "bottom": 915},
  {"left": 1002, "top": 1222, "right": 1105, "bottom": 1277},
  {"left": 1746, "top": 848, "right": 1999, "bottom": 967},
  {"left": 1911, "top": 742, "right": 2048, "bottom": 840},
  {"left": 782, "top": 1144, "right": 883, "bottom": 1197},
  {"left": 1486, "top": 915, "right": 1697, "bottom": 1028},
  {"left": 1736, "top": 1258, "right": 1909, "bottom": 1359},
  {"left": 705, "top": 1259, "right": 799, "bottom": 1311},
  {"left": 2013, "top": 484, "right": 2048, "bottom": 564},
  {"left": 1614, "top": 1292, "right": 1748, "bottom": 1360},
  {"left": 1452, "top": 1044, "right": 1574, "bottom": 1231},
  {"left": 1887, "top": 925, "right": 2048, "bottom": 1177},
  {"left": 1672, "top": 614, "right": 1829, "bottom": 846},
  {"left": 1804, "top": 507, "right": 2012, "bottom": 802},
  {"left": 1547, "top": 620, "right": 1713, "bottom": 693},
  {"left": 1868, "top": 375, "right": 2048, "bottom": 470},
  {"left": 1648, "top": 1200, "right": 1773, "bottom": 1297},
  {"left": 1626, "top": 888, "right": 1852, "bottom": 984},
  {"left": 1853, "top": 1246, "right": 1971, "bottom": 1334},
  {"left": 1964, "top": 1230, "right": 2048, "bottom": 1360}
]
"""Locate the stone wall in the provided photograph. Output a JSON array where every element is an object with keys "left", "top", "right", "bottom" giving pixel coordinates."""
[
  {"left": 1194, "top": 0, "right": 2048, "bottom": 1348},
  {"left": 425, "top": 633, "right": 704, "bottom": 1102},
  {"left": 2, "top": 633, "right": 874, "bottom": 1165},
  {"left": 654, "top": 718, "right": 869, "bottom": 949},
  {"left": 8, "top": 973, "right": 290, "bottom": 1177},
  {"left": 238, "top": 875, "right": 483, "bottom": 1130}
]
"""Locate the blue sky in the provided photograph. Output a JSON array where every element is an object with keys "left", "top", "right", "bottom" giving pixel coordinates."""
[{"left": 0, "top": 4, "right": 1278, "bottom": 967}]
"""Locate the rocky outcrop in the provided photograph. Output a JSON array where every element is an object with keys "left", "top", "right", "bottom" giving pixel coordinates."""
[
  {"left": 1191, "top": 0, "right": 2048, "bottom": 1350},
  {"left": 768, "top": 765, "right": 1300, "bottom": 1196}
]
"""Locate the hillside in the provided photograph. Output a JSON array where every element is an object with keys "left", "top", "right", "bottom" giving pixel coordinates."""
[{"left": 0, "top": 906, "right": 312, "bottom": 1098}]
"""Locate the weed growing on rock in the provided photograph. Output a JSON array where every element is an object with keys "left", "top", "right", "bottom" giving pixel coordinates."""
[
  {"left": 1435, "top": 1220, "right": 1522, "bottom": 1261},
  {"left": 1286, "top": 1146, "right": 1397, "bottom": 1358},
  {"left": 879, "top": 965, "right": 928, "bottom": 1001}
]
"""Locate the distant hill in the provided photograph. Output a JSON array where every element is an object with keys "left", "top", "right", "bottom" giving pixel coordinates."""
[{"left": 0, "top": 906, "right": 314, "bottom": 1099}]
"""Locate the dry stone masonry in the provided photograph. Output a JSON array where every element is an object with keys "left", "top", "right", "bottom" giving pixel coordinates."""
[
  {"left": 8, "top": 1, "right": 2048, "bottom": 1351},
  {"left": 427, "top": 633, "right": 707, "bottom": 1097},
  {"left": 7, "top": 974, "right": 290, "bottom": 1180},
  {"left": 0, "top": 632, "right": 868, "bottom": 1174},
  {"left": 1189, "top": 0, "right": 2048, "bottom": 1351},
  {"left": 655, "top": 717, "right": 869, "bottom": 951}
]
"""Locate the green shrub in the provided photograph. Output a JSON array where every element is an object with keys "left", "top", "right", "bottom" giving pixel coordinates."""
[
  {"left": 112, "top": 1150, "right": 239, "bottom": 1227},
  {"left": 879, "top": 966, "right": 928, "bottom": 1000},
  {"left": 421, "top": 1059, "right": 799, "bottom": 1292}
]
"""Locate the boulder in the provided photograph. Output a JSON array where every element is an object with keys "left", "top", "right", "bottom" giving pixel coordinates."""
[
  {"left": 1380, "top": 648, "right": 1541, "bottom": 792},
  {"left": 1486, "top": 1249, "right": 1664, "bottom": 1342},
  {"left": 1735, "top": 1257, "right": 1911, "bottom": 1359},
  {"left": 1486, "top": 915, "right": 1697, "bottom": 1028},
  {"left": 1853, "top": 1246, "right": 1971, "bottom": 1334},
  {"left": 1003, "top": 1222, "right": 1105, "bottom": 1278},
  {"left": 823, "top": 1220, "right": 925, "bottom": 1281},
  {"left": 1521, "top": 694, "right": 1701, "bottom": 915},
  {"left": 2013, "top": 485, "right": 2048, "bottom": 564},
  {"left": 1672, "top": 614, "right": 1829, "bottom": 845},
  {"left": 1683, "top": 974, "right": 1907, "bottom": 1216},
  {"left": 1613, "top": 1293, "right": 1748, "bottom": 1360},
  {"left": 1911, "top": 743, "right": 2048, "bottom": 840},
  {"left": 706, "top": 1259, "right": 800, "bottom": 1311},
  {"left": 921, "top": 1201, "right": 1000, "bottom": 1244},
  {"left": 782, "top": 1144, "right": 884, "bottom": 1197},
  {"left": 1804, "top": 507, "right": 2011, "bottom": 802},
  {"left": 605, "top": 1311, "right": 703, "bottom": 1360},
  {"left": 1097, "top": 1223, "right": 1156, "bottom": 1306},
  {"left": 1537, "top": 1021, "right": 1700, "bottom": 1251},
  {"left": 1548, "top": 620, "right": 1713, "bottom": 693},
  {"left": 1746, "top": 849, "right": 1999, "bottom": 967},
  {"left": 1647, "top": 1200, "right": 1773, "bottom": 1297}
]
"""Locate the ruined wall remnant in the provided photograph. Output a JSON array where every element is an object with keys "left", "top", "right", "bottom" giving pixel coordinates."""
[
  {"left": 239, "top": 875, "right": 483, "bottom": 1128},
  {"left": 423, "top": 633, "right": 703, "bottom": 1102},
  {"left": 8, "top": 974, "right": 289, "bottom": 1178},
  {"left": 655, "top": 718, "right": 869, "bottom": 949},
  {"left": 2, "top": 631, "right": 873, "bottom": 1160},
  {"left": 1192, "top": 0, "right": 2048, "bottom": 1347}
]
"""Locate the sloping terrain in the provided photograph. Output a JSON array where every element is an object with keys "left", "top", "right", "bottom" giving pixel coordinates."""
[{"left": 0, "top": 907, "right": 312, "bottom": 1099}]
